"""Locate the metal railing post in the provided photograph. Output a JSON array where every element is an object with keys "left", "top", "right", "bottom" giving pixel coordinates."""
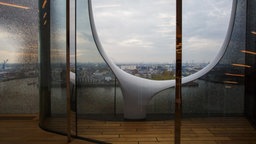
[
  {"left": 66, "top": 0, "right": 71, "bottom": 142},
  {"left": 175, "top": 0, "right": 182, "bottom": 144}
]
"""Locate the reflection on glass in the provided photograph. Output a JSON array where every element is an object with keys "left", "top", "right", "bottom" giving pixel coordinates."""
[
  {"left": 0, "top": 2, "right": 30, "bottom": 9},
  {"left": 224, "top": 80, "right": 238, "bottom": 84},
  {"left": 0, "top": 0, "right": 38, "bottom": 114},
  {"left": 232, "top": 63, "right": 251, "bottom": 68},
  {"left": 76, "top": 0, "right": 116, "bottom": 117},
  {"left": 225, "top": 73, "right": 245, "bottom": 77},
  {"left": 241, "top": 50, "right": 256, "bottom": 55}
]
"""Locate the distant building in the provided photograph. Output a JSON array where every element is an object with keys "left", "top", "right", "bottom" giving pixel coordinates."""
[
  {"left": 104, "top": 76, "right": 112, "bottom": 82},
  {"left": 120, "top": 65, "right": 136, "bottom": 70}
]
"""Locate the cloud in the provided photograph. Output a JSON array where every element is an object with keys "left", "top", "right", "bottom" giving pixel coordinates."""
[
  {"left": 90, "top": 0, "right": 176, "bottom": 63},
  {"left": 181, "top": 0, "right": 232, "bottom": 63},
  {"left": 89, "top": 0, "right": 233, "bottom": 63},
  {"left": 0, "top": 0, "right": 38, "bottom": 64},
  {"left": 183, "top": 36, "right": 222, "bottom": 62},
  {"left": 94, "top": 4, "right": 121, "bottom": 9},
  {"left": 0, "top": 0, "right": 233, "bottom": 64},
  {"left": 0, "top": 28, "right": 25, "bottom": 63},
  {"left": 0, "top": 0, "right": 229, "bottom": 64},
  {"left": 120, "top": 38, "right": 153, "bottom": 48}
]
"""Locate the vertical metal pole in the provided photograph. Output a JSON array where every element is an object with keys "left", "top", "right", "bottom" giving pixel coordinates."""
[
  {"left": 175, "top": 0, "right": 182, "bottom": 144},
  {"left": 74, "top": 0, "right": 78, "bottom": 137},
  {"left": 39, "top": 0, "right": 51, "bottom": 125},
  {"left": 66, "top": 0, "right": 71, "bottom": 142},
  {"left": 114, "top": 77, "right": 117, "bottom": 116}
]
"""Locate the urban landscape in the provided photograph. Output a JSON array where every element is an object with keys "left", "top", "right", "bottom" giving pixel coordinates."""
[
  {"left": 0, "top": 61, "right": 208, "bottom": 86},
  {"left": 67, "top": 62, "right": 207, "bottom": 86}
]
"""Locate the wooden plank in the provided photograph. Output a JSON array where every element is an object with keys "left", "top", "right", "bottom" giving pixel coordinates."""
[
  {"left": 0, "top": 120, "right": 93, "bottom": 144},
  {"left": 1, "top": 117, "right": 256, "bottom": 144},
  {"left": 0, "top": 114, "right": 37, "bottom": 120}
]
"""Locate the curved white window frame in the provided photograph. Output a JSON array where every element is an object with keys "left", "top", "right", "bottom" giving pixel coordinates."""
[{"left": 88, "top": 0, "right": 237, "bottom": 119}]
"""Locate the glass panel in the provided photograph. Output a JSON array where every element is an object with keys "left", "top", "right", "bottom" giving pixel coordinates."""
[
  {"left": 75, "top": 1, "right": 142, "bottom": 143},
  {"left": 70, "top": 0, "right": 77, "bottom": 136},
  {"left": 49, "top": 0, "right": 67, "bottom": 133},
  {"left": 39, "top": 0, "right": 252, "bottom": 143},
  {"left": 76, "top": 0, "right": 117, "bottom": 140},
  {"left": 0, "top": 1, "right": 39, "bottom": 114},
  {"left": 183, "top": 0, "right": 232, "bottom": 65},
  {"left": 147, "top": 88, "right": 175, "bottom": 117},
  {"left": 74, "top": 0, "right": 238, "bottom": 143},
  {"left": 245, "top": 0, "right": 256, "bottom": 125},
  {"left": 181, "top": 0, "right": 245, "bottom": 116},
  {"left": 39, "top": 0, "right": 67, "bottom": 134}
]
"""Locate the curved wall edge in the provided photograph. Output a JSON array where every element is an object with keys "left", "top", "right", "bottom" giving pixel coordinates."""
[{"left": 88, "top": 0, "right": 240, "bottom": 119}]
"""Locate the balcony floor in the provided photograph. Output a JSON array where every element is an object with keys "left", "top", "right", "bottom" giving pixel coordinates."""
[{"left": 1, "top": 115, "right": 256, "bottom": 144}]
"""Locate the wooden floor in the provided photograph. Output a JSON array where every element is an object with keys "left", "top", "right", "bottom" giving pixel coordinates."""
[
  {"left": 0, "top": 115, "right": 93, "bottom": 144},
  {"left": 1, "top": 116, "right": 256, "bottom": 144},
  {"left": 76, "top": 117, "right": 256, "bottom": 144}
]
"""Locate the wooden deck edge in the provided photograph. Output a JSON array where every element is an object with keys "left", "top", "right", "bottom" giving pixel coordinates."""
[{"left": 0, "top": 113, "right": 38, "bottom": 120}]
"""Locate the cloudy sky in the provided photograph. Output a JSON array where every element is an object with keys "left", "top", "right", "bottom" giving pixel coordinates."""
[
  {"left": 0, "top": 0, "right": 38, "bottom": 64},
  {"left": 0, "top": 0, "right": 232, "bottom": 64},
  {"left": 91, "top": 0, "right": 233, "bottom": 64}
]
